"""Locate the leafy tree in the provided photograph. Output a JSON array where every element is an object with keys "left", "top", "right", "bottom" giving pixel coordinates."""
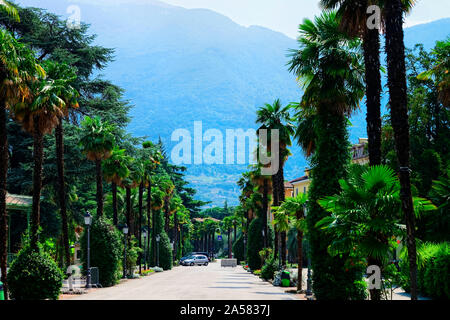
[
  {"left": 247, "top": 217, "right": 264, "bottom": 270},
  {"left": 288, "top": 11, "right": 365, "bottom": 299}
]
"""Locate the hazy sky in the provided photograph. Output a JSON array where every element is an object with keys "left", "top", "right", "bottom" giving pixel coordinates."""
[{"left": 161, "top": 0, "right": 450, "bottom": 38}]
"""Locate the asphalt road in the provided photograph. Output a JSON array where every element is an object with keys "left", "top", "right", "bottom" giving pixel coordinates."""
[{"left": 67, "top": 260, "right": 299, "bottom": 300}]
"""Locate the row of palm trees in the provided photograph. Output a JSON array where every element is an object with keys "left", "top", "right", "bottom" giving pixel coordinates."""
[{"left": 235, "top": 1, "right": 421, "bottom": 300}]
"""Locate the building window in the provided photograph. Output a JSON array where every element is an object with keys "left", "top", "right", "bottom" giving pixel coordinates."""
[
  {"left": 296, "top": 189, "right": 298, "bottom": 196},
  {"left": 303, "top": 187, "right": 306, "bottom": 194}
]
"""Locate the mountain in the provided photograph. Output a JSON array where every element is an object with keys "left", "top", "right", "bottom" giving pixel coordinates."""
[{"left": 16, "top": 0, "right": 450, "bottom": 206}]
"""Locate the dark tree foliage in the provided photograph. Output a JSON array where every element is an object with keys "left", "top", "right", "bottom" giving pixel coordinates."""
[
  {"left": 80, "top": 217, "right": 123, "bottom": 287},
  {"left": 247, "top": 217, "right": 264, "bottom": 270},
  {"left": 149, "top": 209, "right": 173, "bottom": 270}
]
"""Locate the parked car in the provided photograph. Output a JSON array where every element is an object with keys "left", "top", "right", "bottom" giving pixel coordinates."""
[
  {"left": 182, "top": 255, "right": 209, "bottom": 266},
  {"left": 192, "top": 252, "right": 211, "bottom": 262},
  {"left": 180, "top": 254, "right": 193, "bottom": 264}
]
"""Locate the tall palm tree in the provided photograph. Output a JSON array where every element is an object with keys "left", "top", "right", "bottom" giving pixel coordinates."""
[
  {"left": 256, "top": 99, "right": 294, "bottom": 265},
  {"left": 320, "top": 0, "right": 415, "bottom": 166},
  {"left": 0, "top": 27, "right": 41, "bottom": 300},
  {"left": 385, "top": 0, "right": 419, "bottom": 300},
  {"left": 288, "top": 11, "right": 365, "bottom": 299},
  {"left": 13, "top": 65, "right": 70, "bottom": 250},
  {"left": 102, "top": 146, "right": 131, "bottom": 226},
  {"left": 79, "top": 116, "right": 115, "bottom": 217},
  {"left": 222, "top": 216, "right": 234, "bottom": 258},
  {"left": 42, "top": 61, "right": 79, "bottom": 269}
]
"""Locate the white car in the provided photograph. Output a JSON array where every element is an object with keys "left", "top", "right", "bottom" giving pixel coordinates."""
[{"left": 182, "top": 255, "right": 209, "bottom": 266}]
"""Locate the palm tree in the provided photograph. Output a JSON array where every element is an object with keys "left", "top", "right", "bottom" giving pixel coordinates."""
[
  {"left": 0, "top": 27, "right": 41, "bottom": 299},
  {"left": 256, "top": 99, "right": 294, "bottom": 264},
  {"left": 317, "top": 165, "right": 436, "bottom": 299},
  {"left": 102, "top": 146, "right": 131, "bottom": 226},
  {"left": 13, "top": 64, "right": 70, "bottom": 250},
  {"left": 42, "top": 61, "right": 79, "bottom": 269},
  {"left": 222, "top": 216, "right": 234, "bottom": 258},
  {"left": 385, "top": 0, "right": 419, "bottom": 300},
  {"left": 287, "top": 11, "right": 365, "bottom": 299},
  {"left": 79, "top": 116, "right": 115, "bottom": 217},
  {"left": 272, "top": 193, "right": 308, "bottom": 292},
  {"left": 320, "top": 0, "right": 415, "bottom": 166},
  {"left": 0, "top": 1, "right": 19, "bottom": 22}
]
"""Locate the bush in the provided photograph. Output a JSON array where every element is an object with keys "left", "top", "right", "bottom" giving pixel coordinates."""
[
  {"left": 261, "top": 256, "right": 278, "bottom": 281},
  {"left": 149, "top": 210, "right": 173, "bottom": 270},
  {"left": 398, "top": 242, "right": 450, "bottom": 299},
  {"left": 80, "top": 217, "right": 123, "bottom": 287},
  {"left": 253, "top": 270, "right": 261, "bottom": 276},
  {"left": 125, "top": 236, "right": 143, "bottom": 278},
  {"left": 247, "top": 218, "right": 264, "bottom": 271},
  {"left": 8, "top": 243, "right": 64, "bottom": 300},
  {"left": 232, "top": 234, "right": 245, "bottom": 263}
]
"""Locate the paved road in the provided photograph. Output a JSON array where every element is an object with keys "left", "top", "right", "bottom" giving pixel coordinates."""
[{"left": 68, "top": 261, "right": 299, "bottom": 300}]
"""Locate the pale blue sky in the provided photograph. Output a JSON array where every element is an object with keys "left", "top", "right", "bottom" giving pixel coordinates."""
[
  {"left": 161, "top": 0, "right": 450, "bottom": 38},
  {"left": 21, "top": 0, "right": 450, "bottom": 38}
]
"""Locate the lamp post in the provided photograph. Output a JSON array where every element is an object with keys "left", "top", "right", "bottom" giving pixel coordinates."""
[
  {"left": 156, "top": 234, "right": 160, "bottom": 267},
  {"left": 84, "top": 211, "right": 92, "bottom": 289},
  {"left": 142, "top": 229, "right": 148, "bottom": 270},
  {"left": 304, "top": 203, "right": 313, "bottom": 299},
  {"left": 122, "top": 224, "right": 128, "bottom": 279}
]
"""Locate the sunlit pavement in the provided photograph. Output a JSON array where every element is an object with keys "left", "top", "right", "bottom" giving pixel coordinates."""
[{"left": 65, "top": 260, "right": 300, "bottom": 300}]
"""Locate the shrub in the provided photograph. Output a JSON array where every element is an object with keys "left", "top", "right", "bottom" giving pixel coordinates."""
[
  {"left": 232, "top": 234, "right": 245, "bottom": 263},
  {"left": 261, "top": 256, "right": 278, "bottom": 281},
  {"left": 398, "top": 242, "right": 450, "bottom": 299},
  {"left": 80, "top": 217, "right": 123, "bottom": 287},
  {"left": 149, "top": 210, "right": 173, "bottom": 270},
  {"left": 253, "top": 270, "right": 261, "bottom": 276},
  {"left": 247, "top": 218, "right": 264, "bottom": 270},
  {"left": 8, "top": 243, "right": 64, "bottom": 300},
  {"left": 125, "top": 236, "right": 143, "bottom": 278}
]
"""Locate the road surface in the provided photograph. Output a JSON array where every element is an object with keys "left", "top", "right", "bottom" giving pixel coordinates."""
[{"left": 67, "top": 260, "right": 299, "bottom": 300}]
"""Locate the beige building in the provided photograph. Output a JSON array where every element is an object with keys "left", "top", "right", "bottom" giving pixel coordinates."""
[{"left": 288, "top": 138, "right": 369, "bottom": 196}]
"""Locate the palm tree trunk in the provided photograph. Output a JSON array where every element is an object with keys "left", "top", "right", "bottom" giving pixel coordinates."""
[
  {"left": 0, "top": 98, "right": 9, "bottom": 299},
  {"left": 278, "top": 164, "right": 287, "bottom": 266},
  {"left": 385, "top": 0, "right": 418, "bottom": 300},
  {"left": 126, "top": 187, "right": 133, "bottom": 236},
  {"left": 272, "top": 175, "right": 279, "bottom": 259},
  {"left": 146, "top": 180, "right": 151, "bottom": 267},
  {"left": 95, "top": 159, "right": 103, "bottom": 217},
  {"left": 262, "top": 179, "right": 268, "bottom": 248},
  {"left": 138, "top": 182, "right": 143, "bottom": 273},
  {"left": 55, "top": 121, "right": 71, "bottom": 269},
  {"left": 164, "top": 197, "right": 169, "bottom": 233},
  {"left": 364, "top": 28, "right": 382, "bottom": 166},
  {"left": 228, "top": 228, "right": 232, "bottom": 258},
  {"left": 233, "top": 222, "right": 237, "bottom": 243},
  {"left": 173, "top": 212, "right": 178, "bottom": 261},
  {"left": 296, "top": 210, "right": 304, "bottom": 292},
  {"left": 31, "top": 116, "right": 43, "bottom": 250},
  {"left": 112, "top": 182, "right": 118, "bottom": 226}
]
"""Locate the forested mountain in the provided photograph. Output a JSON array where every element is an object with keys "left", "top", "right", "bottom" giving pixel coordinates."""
[{"left": 16, "top": 0, "right": 450, "bottom": 206}]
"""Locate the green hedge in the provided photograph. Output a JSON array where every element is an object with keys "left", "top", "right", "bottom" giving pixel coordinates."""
[
  {"left": 8, "top": 243, "right": 63, "bottom": 300},
  {"left": 149, "top": 210, "right": 173, "bottom": 270},
  {"left": 247, "top": 218, "right": 264, "bottom": 270},
  {"left": 81, "top": 217, "right": 123, "bottom": 287},
  {"left": 399, "top": 242, "right": 449, "bottom": 299},
  {"left": 232, "top": 234, "right": 245, "bottom": 263}
]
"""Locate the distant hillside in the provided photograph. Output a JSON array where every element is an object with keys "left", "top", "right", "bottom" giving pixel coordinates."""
[{"left": 17, "top": 0, "right": 450, "bottom": 206}]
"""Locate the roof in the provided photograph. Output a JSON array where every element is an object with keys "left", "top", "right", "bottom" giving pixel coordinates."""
[
  {"left": 289, "top": 176, "right": 309, "bottom": 184},
  {"left": 284, "top": 181, "right": 294, "bottom": 189},
  {"left": 6, "top": 193, "right": 32, "bottom": 209}
]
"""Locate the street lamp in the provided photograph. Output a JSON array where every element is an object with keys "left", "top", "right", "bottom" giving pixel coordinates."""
[
  {"left": 84, "top": 211, "right": 92, "bottom": 289},
  {"left": 122, "top": 224, "right": 128, "bottom": 279},
  {"left": 303, "top": 203, "right": 313, "bottom": 299},
  {"left": 156, "top": 234, "right": 161, "bottom": 267},
  {"left": 142, "top": 229, "right": 148, "bottom": 270}
]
